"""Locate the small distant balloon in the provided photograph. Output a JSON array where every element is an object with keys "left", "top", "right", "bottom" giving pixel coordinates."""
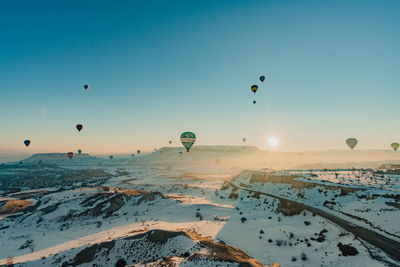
[
  {"left": 84, "top": 84, "right": 89, "bottom": 90},
  {"left": 169, "top": 140, "right": 172, "bottom": 144},
  {"left": 180, "top": 132, "right": 196, "bottom": 152},
  {"left": 346, "top": 138, "right": 358, "bottom": 150},
  {"left": 78, "top": 149, "right": 82, "bottom": 155},
  {"left": 67, "top": 152, "right": 74, "bottom": 159},
  {"left": 24, "top": 140, "right": 31, "bottom": 147},
  {"left": 109, "top": 155, "right": 114, "bottom": 159},
  {"left": 76, "top": 124, "right": 83, "bottom": 132},
  {"left": 179, "top": 151, "right": 183, "bottom": 156},
  {"left": 242, "top": 138, "right": 246, "bottom": 142},
  {"left": 259, "top": 76, "right": 265, "bottom": 82},
  {"left": 391, "top": 143, "right": 399, "bottom": 151},
  {"left": 137, "top": 150, "right": 141, "bottom": 155},
  {"left": 131, "top": 154, "right": 135, "bottom": 157},
  {"left": 251, "top": 85, "right": 258, "bottom": 94},
  {"left": 253, "top": 100, "right": 256, "bottom": 104}
]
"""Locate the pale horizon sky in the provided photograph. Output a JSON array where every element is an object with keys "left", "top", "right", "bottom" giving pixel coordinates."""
[{"left": 1, "top": 0, "right": 399, "bottom": 156}]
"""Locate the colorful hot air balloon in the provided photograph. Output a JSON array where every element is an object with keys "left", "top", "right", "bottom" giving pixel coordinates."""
[
  {"left": 109, "top": 155, "right": 114, "bottom": 159},
  {"left": 260, "top": 76, "right": 265, "bottom": 82},
  {"left": 78, "top": 149, "right": 82, "bottom": 155},
  {"left": 84, "top": 85, "right": 89, "bottom": 90},
  {"left": 76, "top": 124, "right": 83, "bottom": 132},
  {"left": 137, "top": 150, "right": 141, "bottom": 155},
  {"left": 391, "top": 143, "right": 399, "bottom": 151},
  {"left": 251, "top": 85, "right": 258, "bottom": 94},
  {"left": 67, "top": 152, "right": 74, "bottom": 159},
  {"left": 24, "top": 140, "right": 31, "bottom": 147},
  {"left": 346, "top": 138, "right": 358, "bottom": 150},
  {"left": 180, "top": 132, "right": 196, "bottom": 152}
]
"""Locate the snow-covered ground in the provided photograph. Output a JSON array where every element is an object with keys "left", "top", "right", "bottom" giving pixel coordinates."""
[{"left": 0, "top": 162, "right": 399, "bottom": 266}]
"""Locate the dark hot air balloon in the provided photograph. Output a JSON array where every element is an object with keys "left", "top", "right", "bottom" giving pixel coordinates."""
[
  {"left": 76, "top": 124, "right": 83, "bottom": 132},
  {"left": 24, "top": 140, "right": 31, "bottom": 147},
  {"left": 67, "top": 152, "right": 74, "bottom": 159},
  {"left": 346, "top": 138, "right": 358, "bottom": 150},
  {"left": 259, "top": 76, "right": 265, "bottom": 82},
  {"left": 251, "top": 85, "right": 258, "bottom": 94}
]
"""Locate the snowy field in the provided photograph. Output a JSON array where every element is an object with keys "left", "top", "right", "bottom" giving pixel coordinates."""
[{"left": 0, "top": 161, "right": 399, "bottom": 266}]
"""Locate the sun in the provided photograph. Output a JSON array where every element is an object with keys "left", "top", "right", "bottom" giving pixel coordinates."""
[{"left": 268, "top": 137, "right": 279, "bottom": 147}]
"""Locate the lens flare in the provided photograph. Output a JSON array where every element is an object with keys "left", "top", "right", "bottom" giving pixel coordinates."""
[{"left": 268, "top": 137, "right": 279, "bottom": 147}]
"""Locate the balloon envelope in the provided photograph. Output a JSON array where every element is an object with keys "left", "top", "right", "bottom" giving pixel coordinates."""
[
  {"left": 24, "top": 140, "right": 31, "bottom": 147},
  {"left": 78, "top": 149, "right": 82, "bottom": 155},
  {"left": 84, "top": 85, "right": 89, "bottom": 90},
  {"left": 260, "top": 76, "right": 265, "bottom": 82},
  {"left": 242, "top": 138, "right": 246, "bottom": 142},
  {"left": 251, "top": 85, "right": 258, "bottom": 94},
  {"left": 137, "top": 150, "right": 141, "bottom": 155},
  {"left": 346, "top": 138, "right": 358, "bottom": 149},
  {"left": 169, "top": 141, "right": 172, "bottom": 144},
  {"left": 67, "top": 152, "right": 74, "bottom": 159},
  {"left": 109, "top": 155, "right": 114, "bottom": 159},
  {"left": 391, "top": 143, "right": 399, "bottom": 151},
  {"left": 76, "top": 124, "right": 83, "bottom": 132},
  {"left": 253, "top": 100, "right": 256, "bottom": 104},
  {"left": 180, "top": 132, "right": 196, "bottom": 152}
]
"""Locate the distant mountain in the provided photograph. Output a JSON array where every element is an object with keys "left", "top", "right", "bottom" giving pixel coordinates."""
[{"left": 17, "top": 153, "right": 96, "bottom": 165}]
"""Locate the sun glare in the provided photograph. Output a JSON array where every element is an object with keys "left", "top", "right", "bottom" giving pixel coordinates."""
[{"left": 268, "top": 137, "right": 279, "bottom": 147}]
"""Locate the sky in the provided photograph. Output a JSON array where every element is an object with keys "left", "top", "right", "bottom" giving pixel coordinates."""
[{"left": 1, "top": 0, "right": 399, "bottom": 155}]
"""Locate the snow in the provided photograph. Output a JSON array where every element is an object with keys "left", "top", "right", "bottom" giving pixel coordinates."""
[{"left": 0, "top": 161, "right": 399, "bottom": 266}]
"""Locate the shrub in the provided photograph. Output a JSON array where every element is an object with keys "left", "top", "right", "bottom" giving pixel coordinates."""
[
  {"left": 115, "top": 259, "right": 127, "bottom": 267},
  {"left": 301, "top": 252, "right": 307, "bottom": 260}
]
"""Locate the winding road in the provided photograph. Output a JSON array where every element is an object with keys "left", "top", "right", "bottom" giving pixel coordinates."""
[{"left": 228, "top": 181, "right": 400, "bottom": 263}]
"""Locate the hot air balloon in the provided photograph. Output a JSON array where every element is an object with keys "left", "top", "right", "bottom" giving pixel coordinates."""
[
  {"left": 76, "top": 124, "right": 83, "bottom": 132},
  {"left": 253, "top": 100, "right": 256, "bottom": 104},
  {"left": 260, "top": 76, "right": 265, "bottom": 82},
  {"left": 346, "top": 138, "right": 358, "bottom": 150},
  {"left": 391, "top": 143, "right": 399, "bottom": 151},
  {"left": 251, "top": 85, "right": 258, "bottom": 94},
  {"left": 67, "top": 152, "right": 74, "bottom": 159},
  {"left": 242, "top": 138, "right": 246, "bottom": 142},
  {"left": 84, "top": 84, "right": 89, "bottom": 90},
  {"left": 180, "top": 132, "right": 196, "bottom": 152},
  {"left": 169, "top": 141, "right": 172, "bottom": 144},
  {"left": 109, "top": 155, "right": 114, "bottom": 159},
  {"left": 78, "top": 149, "right": 82, "bottom": 155},
  {"left": 24, "top": 140, "right": 31, "bottom": 147},
  {"left": 179, "top": 151, "right": 183, "bottom": 156},
  {"left": 131, "top": 154, "right": 135, "bottom": 157},
  {"left": 137, "top": 150, "right": 141, "bottom": 155}
]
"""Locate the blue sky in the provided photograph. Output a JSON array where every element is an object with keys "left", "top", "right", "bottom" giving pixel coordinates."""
[{"left": 1, "top": 0, "right": 399, "bottom": 154}]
